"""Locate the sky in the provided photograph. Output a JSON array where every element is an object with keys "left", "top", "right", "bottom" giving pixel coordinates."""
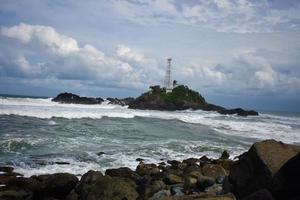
[{"left": 0, "top": 0, "right": 300, "bottom": 112}]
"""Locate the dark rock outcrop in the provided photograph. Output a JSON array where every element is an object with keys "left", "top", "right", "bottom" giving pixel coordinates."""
[
  {"left": 52, "top": 93, "right": 104, "bottom": 104},
  {"left": 107, "top": 97, "right": 135, "bottom": 106},
  {"left": 128, "top": 85, "right": 206, "bottom": 111},
  {"left": 269, "top": 153, "right": 300, "bottom": 200},
  {"left": 242, "top": 189, "right": 274, "bottom": 200},
  {"left": 128, "top": 85, "right": 258, "bottom": 116},
  {"left": 218, "top": 108, "right": 258, "bottom": 117},
  {"left": 78, "top": 176, "right": 139, "bottom": 200},
  {"left": 228, "top": 139, "right": 299, "bottom": 198}
]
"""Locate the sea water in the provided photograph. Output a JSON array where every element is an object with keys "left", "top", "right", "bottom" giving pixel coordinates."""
[{"left": 0, "top": 95, "right": 299, "bottom": 177}]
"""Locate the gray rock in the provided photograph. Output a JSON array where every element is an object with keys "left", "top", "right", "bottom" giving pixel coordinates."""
[{"left": 229, "top": 140, "right": 299, "bottom": 198}]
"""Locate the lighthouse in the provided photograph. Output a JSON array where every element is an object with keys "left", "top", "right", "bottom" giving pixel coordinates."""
[{"left": 164, "top": 58, "right": 173, "bottom": 93}]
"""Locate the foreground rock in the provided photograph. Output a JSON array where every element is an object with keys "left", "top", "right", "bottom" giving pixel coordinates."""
[
  {"left": 228, "top": 139, "right": 299, "bottom": 199},
  {"left": 52, "top": 93, "right": 104, "bottom": 104},
  {"left": 128, "top": 85, "right": 258, "bottom": 116},
  {"left": 2, "top": 139, "right": 298, "bottom": 199},
  {"left": 269, "top": 153, "right": 300, "bottom": 200}
]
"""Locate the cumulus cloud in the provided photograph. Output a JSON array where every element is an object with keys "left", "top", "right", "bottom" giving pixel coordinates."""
[
  {"left": 175, "top": 50, "right": 300, "bottom": 96},
  {"left": 111, "top": 0, "right": 300, "bottom": 33},
  {"left": 0, "top": 23, "right": 162, "bottom": 89}
]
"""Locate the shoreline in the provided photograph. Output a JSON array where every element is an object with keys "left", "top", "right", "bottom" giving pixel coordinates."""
[{"left": 0, "top": 139, "right": 299, "bottom": 200}]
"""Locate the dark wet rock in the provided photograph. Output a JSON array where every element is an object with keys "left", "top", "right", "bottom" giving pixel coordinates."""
[
  {"left": 0, "top": 167, "right": 14, "bottom": 174},
  {"left": 183, "top": 166, "right": 202, "bottom": 178},
  {"left": 218, "top": 108, "right": 258, "bottom": 117},
  {"left": 80, "top": 170, "right": 103, "bottom": 183},
  {"left": 215, "top": 176, "right": 226, "bottom": 184},
  {"left": 107, "top": 97, "right": 126, "bottom": 106},
  {"left": 149, "top": 189, "right": 171, "bottom": 200},
  {"left": 159, "top": 193, "right": 236, "bottom": 199},
  {"left": 96, "top": 152, "right": 105, "bottom": 156},
  {"left": 167, "top": 160, "right": 187, "bottom": 170},
  {"left": 182, "top": 158, "right": 199, "bottom": 166},
  {"left": 242, "top": 189, "right": 274, "bottom": 200},
  {"left": 212, "top": 159, "right": 234, "bottom": 173},
  {"left": 170, "top": 185, "right": 184, "bottom": 196},
  {"left": 0, "top": 189, "right": 32, "bottom": 200},
  {"left": 40, "top": 173, "right": 78, "bottom": 199},
  {"left": 10, "top": 173, "right": 78, "bottom": 199},
  {"left": 105, "top": 167, "right": 141, "bottom": 182},
  {"left": 65, "top": 189, "right": 79, "bottom": 200},
  {"left": 6, "top": 176, "right": 41, "bottom": 194},
  {"left": 52, "top": 92, "right": 103, "bottom": 104},
  {"left": 136, "top": 158, "right": 144, "bottom": 162},
  {"left": 183, "top": 176, "right": 198, "bottom": 192},
  {"left": 205, "top": 184, "right": 223, "bottom": 195},
  {"left": 269, "top": 153, "right": 300, "bottom": 200},
  {"left": 197, "top": 174, "right": 215, "bottom": 190},
  {"left": 121, "top": 97, "right": 135, "bottom": 105},
  {"left": 42, "top": 197, "right": 60, "bottom": 200},
  {"left": 164, "top": 173, "right": 183, "bottom": 185},
  {"left": 199, "top": 156, "right": 211, "bottom": 164},
  {"left": 139, "top": 180, "right": 166, "bottom": 199},
  {"left": 203, "top": 103, "right": 258, "bottom": 117},
  {"left": 220, "top": 151, "right": 230, "bottom": 159},
  {"left": 54, "top": 161, "right": 70, "bottom": 165},
  {"left": 202, "top": 164, "right": 227, "bottom": 178},
  {"left": 136, "top": 163, "right": 160, "bottom": 176},
  {"left": 229, "top": 139, "right": 299, "bottom": 198},
  {"left": 107, "top": 97, "right": 134, "bottom": 106},
  {"left": 78, "top": 176, "right": 138, "bottom": 200},
  {"left": 0, "top": 169, "right": 23, "bottom": 185}
]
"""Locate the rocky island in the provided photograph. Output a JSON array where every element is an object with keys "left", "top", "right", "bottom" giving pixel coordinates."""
[
  {"left": 0, "top": 139, "right": 299, "bottom": 200},
  {"left": 52, "top": 85, "right": 258, "bottom": 117}
]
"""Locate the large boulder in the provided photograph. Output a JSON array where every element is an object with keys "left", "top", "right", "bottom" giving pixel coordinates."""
[
  {"left": 78, "top": 176, "right": 138, "bottom": 200},
  {"left": 202, "top": 164, "right": 227, "bottom": 178},
  {"left": 269, "top": 153, "right": 300, "bottom": 200},
  {"left": 38, "top": 173, "right": 78, "bottom": 199},
  {"left": 80, "top": 170, "right": 103, "bottom": 183},
  {"left": 229, "top": 140, "right": 299, "bottom": 198},
  {"left": 105, "top": 167, "right": 141, "bottom": 182},
  {"left": 241, "top": 189, "right": 274, "bottom": 200},
  {"left": 136, "top": 163, "right": 160, "bottom": 176},
  {"left": 0, "top": 189, "right": 32, "bottom": 200},
  {"left": 159, "top": 193, "right": 236, "bottom": 199}
]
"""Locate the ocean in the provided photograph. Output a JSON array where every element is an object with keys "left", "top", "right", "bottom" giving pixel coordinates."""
[{"left": 0, "top": 95, "right": 299, "bottom": 177}]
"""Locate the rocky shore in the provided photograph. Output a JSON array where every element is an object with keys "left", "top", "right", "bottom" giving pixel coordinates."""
[
  {"left": 52, "top": 85, "right": 258, "bottom": 117},
  {"left": 1, "top": 139, "right": 299, "bottom": 200}
]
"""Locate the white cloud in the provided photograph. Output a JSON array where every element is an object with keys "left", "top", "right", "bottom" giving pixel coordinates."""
[
  {"left": 117, "top": 45, "right": 144, "bottom": 63},
  {"left": 176, "top": 50, "right": 300, "bottom": 96},
  {"left": 0, "top": 23, "right": 162, "bottom": 89},
  {"left": 2, "top": 23, "right": 79, "bottom": 55},
  {"left": 110, "top": 0, "right": 300, "bottom": 33}
]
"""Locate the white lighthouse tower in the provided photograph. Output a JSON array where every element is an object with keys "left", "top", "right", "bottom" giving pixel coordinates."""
[{"left": 164, "top": 58, "right": 173, "bottom": 93}]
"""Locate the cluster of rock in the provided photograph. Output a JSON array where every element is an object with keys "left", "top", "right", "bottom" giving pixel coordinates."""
[
  {"left": 1, "top": 140, "right": 299, "bottom": 200},
  {"left": 52, "top": 85, "right": 258, "bottom": 117},
  {"left": 52, "top": 93, "right": 104, "bottom": 105},
  {"left": 52, "top": 93, "right": 134, "bottom": 106}
]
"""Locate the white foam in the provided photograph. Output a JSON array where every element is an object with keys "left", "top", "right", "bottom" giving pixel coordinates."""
[{"left": 1, "top": 96, "right": 300, "bottom": 144}]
